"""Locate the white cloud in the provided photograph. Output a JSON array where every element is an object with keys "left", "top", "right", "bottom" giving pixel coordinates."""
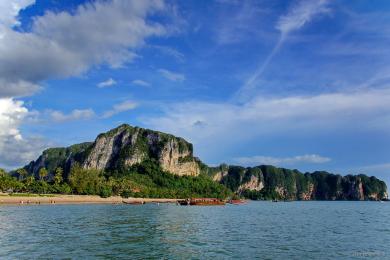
[
  {"left": 97, "top": 78, "right": 117, "bottom": 88},
  {"left": 215, "top": 1, "right": 268, "bottom": 45},
  {"left": 0, "top": 0, "right": 35, "bottom": 27},
  {"left": 152, "top": 45, "right": 185, "bottom": 62},
  {"left": 158, "top": 69, "right": 185, "bottom": 82},
  {"left": 48, "top": 109, "right": 96, "bottom": 123},
  {"left": 0, "top": 0, "right": 171, "bottom": 98},
  {"left": 143, "top": 88, "right": 390, "bottom": 159},
  {"left": 0, "top": 0, "right": 179, "bottom": 168},
  {"left": 0, "top": 98, "right": 48, "bottom": 169},
  {"left": 132, "top": 79, "right": 150, "bottom": 87},
  {"left": 234, "top": 154, "right": 331, "bottom": 166},
  {"left": 102, "top": 100, "right": 137, "bottom": 118},
  {"left": 237, "top": 0, "right": 330, "bottom": 100},
  {"left": 0, "top": 98, "right": 27, "bottom": 140},
  {"left": 276, "top": 0, "right": 330, "bottom": 37},
  {"left": 48, "top": 100, "right": 138, "bottom": 121}
]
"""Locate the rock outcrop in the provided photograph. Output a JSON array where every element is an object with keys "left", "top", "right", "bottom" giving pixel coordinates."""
[
  {"left": 24, "top": 124, "right": 388, "bottom": 201},
  {"left": 26, "top": 124, "right": 200, "bottom": 178},
  {"left": 211, "top": 165, "right": 388, "bottom": 201}
]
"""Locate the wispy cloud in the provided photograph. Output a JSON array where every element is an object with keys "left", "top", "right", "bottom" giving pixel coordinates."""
[
  {"left": 97, "top": 78, "right": 117, "bottom": 88},
  {"left": 49, "top": 109, "right": 96, "bottom": 122},
  {"left": 234, "top": 154, "right": 331, "bottom": 166},
  {"left": 215, "top": 1, "right": 268, "bottom": 45},
  {"left": 102, "top": 100, "right": 137, "bottom": 119},
  {"left": 143, "top": 88, "right": 390, "bottom": 161},
  {"left": 237, "top": 0, "right": 330, "bottom": 100},
  {"left": 152, "top": 45, "right": 185, "bottom": 62},
  {"left": 158, "top": 69, "right": 186, "bottom": 82},
  {"left": 276, "top": 0, "right": 330, "bottom": 36},
  {"left": 132, "top": 79, "right": 150, "bottom": 87},
  {"left": 45, "top": 100, "right": 138, "bottom": 122}
]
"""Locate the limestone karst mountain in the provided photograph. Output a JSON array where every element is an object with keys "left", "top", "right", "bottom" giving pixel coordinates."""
[{"left": 24, "top": 124, "right": 388, "bottom": 200}]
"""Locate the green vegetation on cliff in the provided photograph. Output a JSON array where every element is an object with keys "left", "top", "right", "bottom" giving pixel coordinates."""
[
  {"left": 0, "top": 159, "right": 231, "bottom": 199},
  {"left": 1, "top": 124, "right": 387, "bottom": 201},
  {"left": 215, "top": 165, "right": 387, "bottom": 201}
]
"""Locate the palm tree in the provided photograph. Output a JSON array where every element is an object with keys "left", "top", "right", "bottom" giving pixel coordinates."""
[
  {"left": 54, "top": 167, "right": 63, "bottom": 185},
  {"left": 39, "top": 168, "right": 48, "bottom": 181},
  {"left": 26, "top": 176, "right": 35, "bottom": 187},
  {"left": 17, "top": 168, "right": 28, "bottom": 181}
]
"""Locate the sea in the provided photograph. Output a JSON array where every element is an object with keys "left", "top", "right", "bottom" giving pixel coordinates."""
[{"left": 0, "top": 201, "right": 389, "bottom": 259}]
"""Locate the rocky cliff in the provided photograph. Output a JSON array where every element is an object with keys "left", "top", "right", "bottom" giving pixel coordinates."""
[
  {"left": 209, "top": 165, "right": 388, "bottom": 201},
  {"left": 24, "top": 124, "right": 388, "bottom": 201},
  {"left": 26, "top": 124, "right": 200, "bottom": 178}
]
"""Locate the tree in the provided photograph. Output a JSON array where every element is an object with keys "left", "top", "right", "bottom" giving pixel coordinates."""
[
  {"left": 25, "top": 175, "right": 35, "bottom": 187},
  {"left": 54, "top": 167, "right": 63, "bottom": 185},
  {"left": 69, "top": 163, "right": 104, "bottom": 195},
  {"left": 39, "top": 168, "right": 48, "bottom": 181},
  {"left": 16, "top": 168, "right": 28, "bottom": 181}
]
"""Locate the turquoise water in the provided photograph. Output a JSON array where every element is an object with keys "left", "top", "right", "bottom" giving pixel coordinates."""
[{"left": 0, "top": 201, "right": 389, "bottom": 259}]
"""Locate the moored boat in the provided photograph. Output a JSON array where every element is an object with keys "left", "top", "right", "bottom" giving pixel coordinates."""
[
  {"left": 227, "top": 199, "right": 247, "bottom": 205},
  {"left": 123, "top": 200, "right": 145, "bottom": 205},
  {"left": 178, "top": 198, "right": 225, "bottom": 206}
]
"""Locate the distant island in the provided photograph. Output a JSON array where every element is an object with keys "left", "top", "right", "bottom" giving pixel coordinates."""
[{"left": 0, "top": 124, "right": 387, "bottom": 201}]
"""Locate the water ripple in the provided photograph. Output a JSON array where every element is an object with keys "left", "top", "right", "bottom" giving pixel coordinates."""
[{"left": 0, "top": 202, "right": 389, "bottom": 259}]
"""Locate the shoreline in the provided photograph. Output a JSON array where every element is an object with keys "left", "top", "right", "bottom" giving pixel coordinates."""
[
  {"left": 0, "top": 194, "right": 180, "bottom": 205},
  {"left": 0, "top": 194, "right": 386, "bottom": 205}
]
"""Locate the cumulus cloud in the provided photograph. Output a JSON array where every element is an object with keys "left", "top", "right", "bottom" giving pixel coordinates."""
[
  {"left": 158, "top": 69, "right": 186, "bottom": 82},
  {"left": 0, "top": 98, "right": 27, "bottom": 140},
  {"left": 102, "top": 100, "right": 138, "bottom": 119},
  {"left": 97, "top": 78, "right": 117, "bottom": 88},
  {"left": 48, "top": 109, "right": 96, "bottom": 123},
  {"left": 0, "top": 98, "right": 48, "bottom": 169},
  {"left": 234, "top": 154, "right": 331, "bottom": 166},
  {"left": 0, "top": 0, "right": 174, "bottom": 168},
  {"left": 0, "top": 0, "right": 35, "bottom": 27},
  {"left": 132, "top": 79, "right": 150, "bottom": 87},
  {"left": 0, "top": 0, "right": 170, "bottom": 98}
]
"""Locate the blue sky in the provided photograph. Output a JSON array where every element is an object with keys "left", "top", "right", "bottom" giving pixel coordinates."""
[{"left": 0, "top": 0, "right": 390, "bottom": 185}]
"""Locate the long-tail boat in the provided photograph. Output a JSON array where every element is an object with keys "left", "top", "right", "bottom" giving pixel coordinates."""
[
  {"left": 178, "top": 198, "right": 225, "bottom": 206},
  {"left": 227, "top": 199, "right": 247, "bottom": 205},
  {"left": 123, "top": 200, "right": 145, "bottom": 205}
]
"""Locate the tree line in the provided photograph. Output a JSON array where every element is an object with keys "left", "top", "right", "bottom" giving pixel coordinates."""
[{"left": 0, "top": 160, "right": 231, "bottom": 199}]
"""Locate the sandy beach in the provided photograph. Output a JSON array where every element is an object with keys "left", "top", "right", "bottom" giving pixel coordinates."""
[{"left": 0, "top": 194, "right": 180, "bottom": 205}]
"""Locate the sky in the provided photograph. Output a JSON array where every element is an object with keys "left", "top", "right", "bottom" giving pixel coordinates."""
[{"left": 0, "top": 0, "right": 390, "bottom": 185}]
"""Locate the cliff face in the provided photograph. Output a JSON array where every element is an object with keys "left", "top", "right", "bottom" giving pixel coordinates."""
[
  {"left": 25, "top": 142, "right": 92, "bottom": 180},
  {"left": 26, "top": 124, "right": 200, "bottom": 178},
  {"left": 24, "top": 124, "right": 388, "bottom": 201},
  {"left": 210, "top": 165, "right": 388, "bottom": 201}
]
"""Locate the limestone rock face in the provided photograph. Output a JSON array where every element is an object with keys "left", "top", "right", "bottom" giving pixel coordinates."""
[
  {"left": 26, "top": 124, "right": 201, "bottom": 177},
  {"left": 23, "top": 124, "right": 388, "bottom": 201},
  {"left": 345, "top": 177, "right": 365, "bottom": 201},
  {"left": 83, "top": 125, "right": 200, "bottom": 176},
  {"left": 238, "top": 175, "right": 264, "bottom": 192},
  {"left": 157, "top": 137, "right": 200, "bottom": 176},
  {"left": 214, "top": 165, "right": 388, "bottom": 201},
  {"left": 299, "top": 184, "right": 314, "bottom": 200},
  {"left": 212, "top": 170, "right": 228, "bottom": 182}
]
